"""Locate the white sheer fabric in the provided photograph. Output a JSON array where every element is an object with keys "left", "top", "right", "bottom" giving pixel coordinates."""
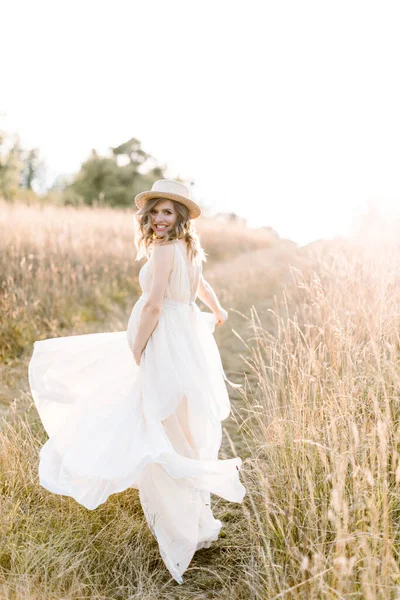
[{"left": 28, "top": 240, "right": 246, "bottom": 584}]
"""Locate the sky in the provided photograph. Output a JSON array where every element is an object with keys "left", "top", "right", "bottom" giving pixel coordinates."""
[{"left": 1, "top": 0, "right": 400, "bottom": 246}]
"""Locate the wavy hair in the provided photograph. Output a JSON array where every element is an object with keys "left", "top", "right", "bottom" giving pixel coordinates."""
[{"left": 133, "top": 197, "right": 207, "bottom": 265}]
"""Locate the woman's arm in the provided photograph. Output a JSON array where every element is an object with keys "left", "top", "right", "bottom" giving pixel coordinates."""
[
  {"left": 132, "top": 243, "right": 174, "bottom": 365},
  {"left": 197, "top": 275, "right": 228, "bottom": 325}
]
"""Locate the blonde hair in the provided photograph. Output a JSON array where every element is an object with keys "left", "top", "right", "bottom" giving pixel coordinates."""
[{"left": 133, "top": 197, "right": 207, "bottom": 265}]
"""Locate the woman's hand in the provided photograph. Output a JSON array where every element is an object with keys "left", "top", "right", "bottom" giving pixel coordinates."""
[
  {"left": 133, "top": 343, "right": 144, "bottom": 367},
  {"left": 214, "top": 307, "right": 228, "bottom": 326}
]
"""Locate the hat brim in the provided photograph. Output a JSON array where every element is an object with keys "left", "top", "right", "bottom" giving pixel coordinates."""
[{"left": 134, "top": 191, "right": 201, "bottom": 219}]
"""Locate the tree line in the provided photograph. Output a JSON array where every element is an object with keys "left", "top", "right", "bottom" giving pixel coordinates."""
[{"left": 0, "top": 129, "right": 177, "bottom": 207}]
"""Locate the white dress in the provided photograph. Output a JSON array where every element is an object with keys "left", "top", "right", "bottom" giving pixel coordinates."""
[{"left": 28, "top": 239, "right": 246, "bottom": 584}]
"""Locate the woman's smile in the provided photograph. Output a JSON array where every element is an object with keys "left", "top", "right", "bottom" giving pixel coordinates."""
[{"left": 150, "top": 200, "right": 178, "bottom": 235}]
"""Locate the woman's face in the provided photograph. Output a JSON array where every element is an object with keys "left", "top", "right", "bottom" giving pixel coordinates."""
[{"left": 149, "top": 199, "right": 178, "bottom": 238}]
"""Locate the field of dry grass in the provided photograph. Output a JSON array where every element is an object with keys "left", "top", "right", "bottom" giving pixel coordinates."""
[{"left": 2, "top": 199, "right": 400, "bottom": 599}]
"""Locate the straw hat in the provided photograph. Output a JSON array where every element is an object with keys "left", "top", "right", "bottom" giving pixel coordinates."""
[{"left": 134, "top": 179, "right": 201, "bottom": 219}]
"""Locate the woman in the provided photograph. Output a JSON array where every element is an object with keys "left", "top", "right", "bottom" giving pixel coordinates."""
[{"left": 28, "top": 179, "right": 246, "bottom": 584}]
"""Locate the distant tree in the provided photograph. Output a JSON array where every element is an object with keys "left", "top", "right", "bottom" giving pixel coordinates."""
[
  {"left": 111, "top": 137, "right": 150, "bottom": 170},
  {"left": 20, "top": 147, "right": 45, "bottom": 191},
  {"left": 65, "top": 138, "right": 168, "bottom": 207},
  {"left": 68, "top": 150, "right": 121, "bottom": 206},
  {"left": 0, "top": 130, "right": 24, "bottom": 200}
]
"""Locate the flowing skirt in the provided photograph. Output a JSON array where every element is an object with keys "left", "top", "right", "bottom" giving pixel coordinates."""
[{"left": 28, "top": 295, "right": 246, "bottom": 584}]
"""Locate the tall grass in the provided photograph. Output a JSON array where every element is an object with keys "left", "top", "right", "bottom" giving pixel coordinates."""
[
  {"left": 3, "top": 199, "right": 400, "bottom": 598},
  {"left": 236, "top": 233, "right": 400, "bottom": 598},
  {"left": 0, "top": 199, "right": 276, "bottom": 363}
]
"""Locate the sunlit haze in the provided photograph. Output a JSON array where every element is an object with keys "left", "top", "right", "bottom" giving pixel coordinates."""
[{"left": 2, "top": 0, "right": 400, "bottom": 246}]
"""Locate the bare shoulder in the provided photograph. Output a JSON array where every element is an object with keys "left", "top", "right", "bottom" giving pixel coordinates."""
[{"left": 152, "top": 241, "right": 175, "bottom": 263}]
